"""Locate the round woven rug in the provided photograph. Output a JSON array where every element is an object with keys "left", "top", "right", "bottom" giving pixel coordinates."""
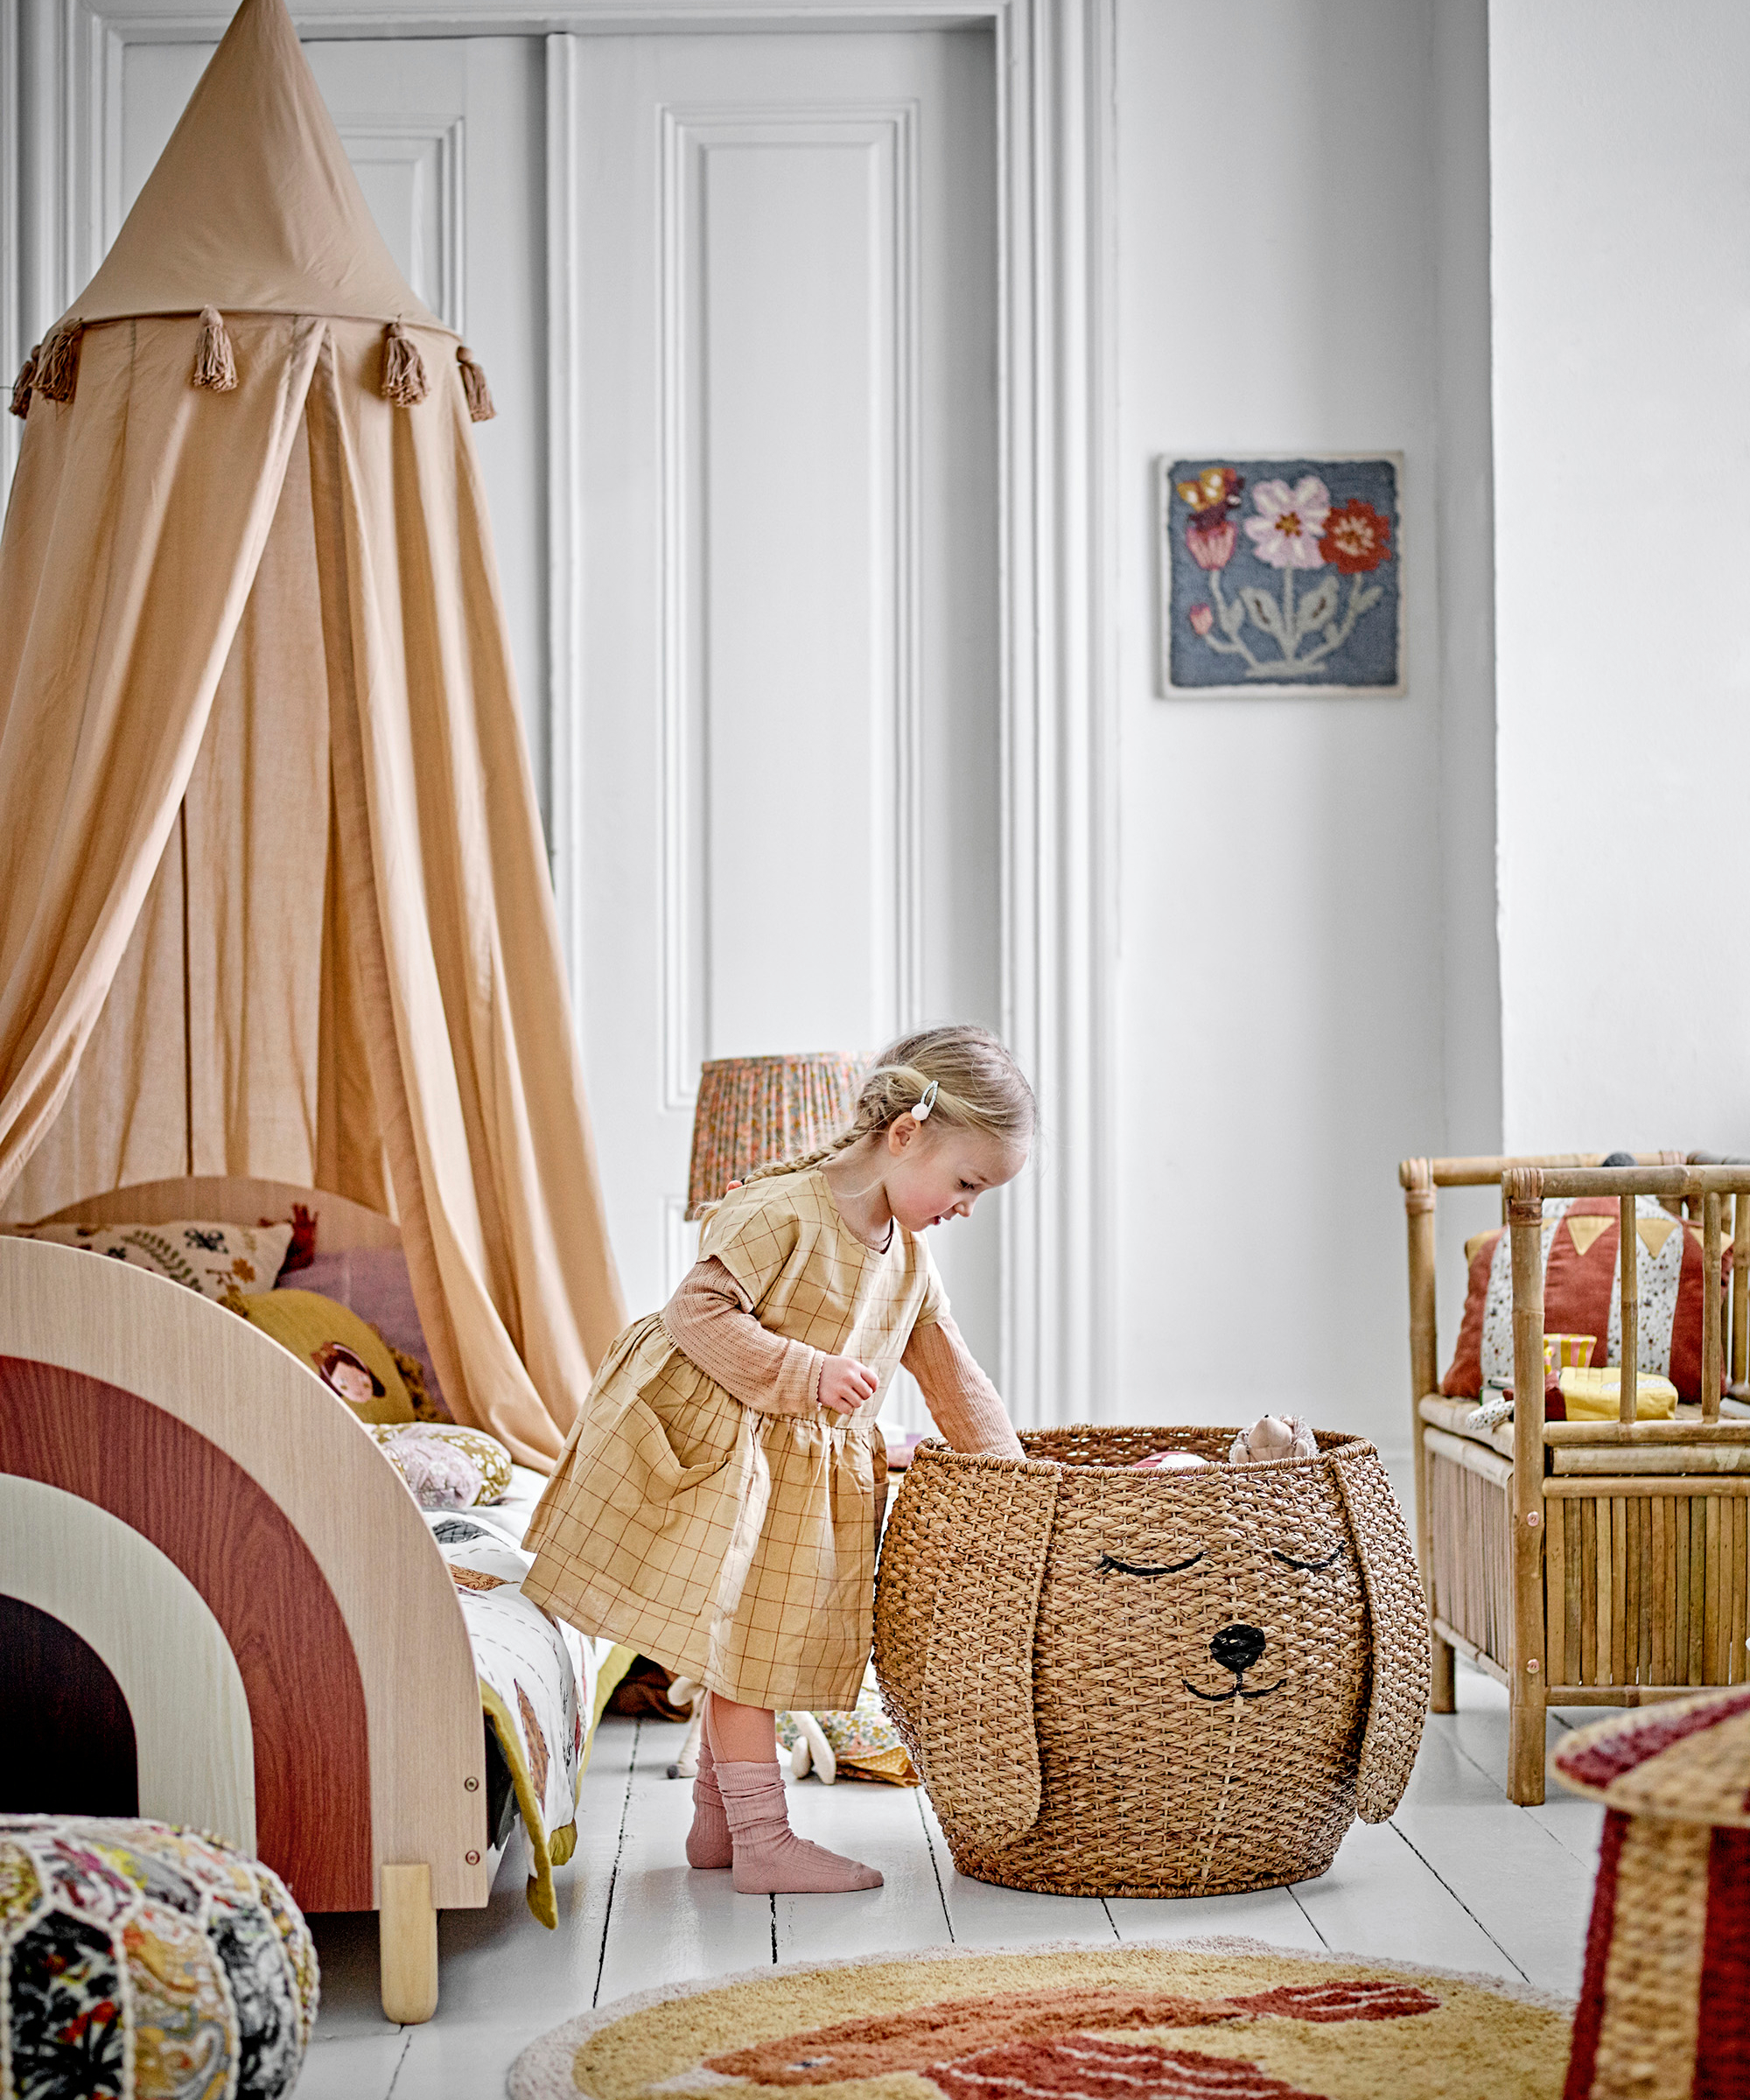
[{"left": 508, "top": 1939, "right": 1572, "bottom": 2100}]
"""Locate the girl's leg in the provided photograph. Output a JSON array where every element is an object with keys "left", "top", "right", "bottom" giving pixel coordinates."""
[
  {"left": 705, "top": 1691, "right": 881, "bottom": 1894},
  {"left": 684, "top": 1692, "right": 735, "bottom": 1870},
  {"left": 704, "top": 1693, "right": 776, "bottom": 1762}
]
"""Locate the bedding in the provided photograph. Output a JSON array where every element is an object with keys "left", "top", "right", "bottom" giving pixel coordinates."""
[
  {"left": 226, "top": 1285, "right": 419, "bottom": 1424},
  {"left": 373, "top": 1422, "right": 514, "bottom": 1507},
  {"left": 0, "top": 1219, "right": 294, "bottom": 1300},
  {"left": 298, "top": 1246, "right": 450, "bottom": 1418},
  {"left": 424, "top": 1513, "right": 624, "bottom": 1925}
]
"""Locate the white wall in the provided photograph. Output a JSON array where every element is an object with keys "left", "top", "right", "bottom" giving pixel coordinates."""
[
  {"left": 1491, "top": 2, "right": 1750, "bottom": 1156},
  {"left": 1112, "top": 0, "right": 1500, "bottom": 1456}
]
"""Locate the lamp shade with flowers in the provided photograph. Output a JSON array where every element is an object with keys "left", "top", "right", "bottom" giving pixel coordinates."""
[{"left": 685, "top": 1054, "right": 864, "bottom": 1221}]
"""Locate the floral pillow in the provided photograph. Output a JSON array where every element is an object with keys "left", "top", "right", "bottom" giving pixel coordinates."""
[
  {"left": 4, "top": 1219, "right": 293, "bottom": 1301},
  {"left": 370, "top": 1423, "right": 513, "bottom": 1508}
]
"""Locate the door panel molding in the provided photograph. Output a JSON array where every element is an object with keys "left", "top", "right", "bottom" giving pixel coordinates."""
[
  {"left": 657, "top": 102, "right": 922, "bottom": 1108},
  {"left": 7, "top": 0, "right": 1116, "bottom": 1427}
]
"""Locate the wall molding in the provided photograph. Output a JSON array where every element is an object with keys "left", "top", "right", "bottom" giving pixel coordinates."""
[
  {"left": 4, "top": 0, "right": 1117, "bottom": 1428},
  {"left": 336, "top": 113, "right": 466, "bottom": 331},
  {"left": 654, "top": 101, "right": 922, "bottom": 1110}
]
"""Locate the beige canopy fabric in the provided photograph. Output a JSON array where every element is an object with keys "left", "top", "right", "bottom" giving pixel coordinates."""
[{"left": 0, "top": 0, "right": 627, "bottom": 1467}]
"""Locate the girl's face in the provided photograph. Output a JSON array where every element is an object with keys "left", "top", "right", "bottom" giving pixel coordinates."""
[
  {"left": 882, "top": 1118, "right": 1027, "bottom": 1233},
  {"left": 326, "top": 1358, "right": 376, "bottom": 1409}
]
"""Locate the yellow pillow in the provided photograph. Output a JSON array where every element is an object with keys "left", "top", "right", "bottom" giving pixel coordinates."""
[
  {"left": 1558, "top": 1368, "right": 1678, "bottom": 1422},
  {"left": 228, "top": 1288, "right": 416, "bottom": 1425}
]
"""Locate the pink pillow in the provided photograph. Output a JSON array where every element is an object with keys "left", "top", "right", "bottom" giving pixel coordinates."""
[{"left": 298, "top": 1249, "right": 450, "bottom": 1420}]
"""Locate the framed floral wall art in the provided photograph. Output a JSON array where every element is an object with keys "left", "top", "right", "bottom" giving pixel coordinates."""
[{"left": 1158, "top": 453, "right": 1404, "bottom": 696}]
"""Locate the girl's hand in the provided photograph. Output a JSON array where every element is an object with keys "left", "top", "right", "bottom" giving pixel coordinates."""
[{"left": 818, "top": 1354, "right": 878, "bottom": 1416}]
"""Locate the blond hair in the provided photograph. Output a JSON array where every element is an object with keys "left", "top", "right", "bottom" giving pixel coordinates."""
[{"left": 741, "top": 1026, "right": 1035, "bottom": 1188}]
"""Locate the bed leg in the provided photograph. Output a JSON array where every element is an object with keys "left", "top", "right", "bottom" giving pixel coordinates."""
[
  {"left": 1431, "top": 1632, "right": 1456, "bottom": 1713},
  {"left": 380, "top": 1863, "right": 439, "bottom": 2024}
]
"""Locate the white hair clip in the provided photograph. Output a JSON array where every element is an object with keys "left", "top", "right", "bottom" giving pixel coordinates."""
[{"left": 910, "top": 1081, "right": 940, "bottom": 1124}]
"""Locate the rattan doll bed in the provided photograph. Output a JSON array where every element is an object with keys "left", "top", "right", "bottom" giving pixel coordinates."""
[{"left": 1401, "top": 1152, "right": 1750, "bottom": 1803}]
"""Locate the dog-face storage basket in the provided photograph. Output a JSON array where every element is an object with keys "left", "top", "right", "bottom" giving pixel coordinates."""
[{"left": 873, "top": 1426, "right": 1431, "bottom": 1898}]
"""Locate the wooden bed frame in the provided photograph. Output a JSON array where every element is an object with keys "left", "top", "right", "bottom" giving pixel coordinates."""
[
  {"left": 1401, "top": 1152, "right": 1750, "bottom": 1803},
  {"left": 0, "top": 1177, "right": 494, "bottom": 2022}
]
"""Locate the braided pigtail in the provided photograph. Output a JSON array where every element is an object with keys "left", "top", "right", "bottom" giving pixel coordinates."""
[{"left": 736, "top": 1026, "right": 1035, "bottom": 1194}]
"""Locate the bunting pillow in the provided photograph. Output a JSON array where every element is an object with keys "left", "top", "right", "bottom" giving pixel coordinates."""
[{"left": 1441, "top": 1196, "right": 1726, "bottom": 1402}]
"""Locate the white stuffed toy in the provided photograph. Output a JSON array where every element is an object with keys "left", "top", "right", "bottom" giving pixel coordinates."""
[{"left": 1228, "top": 1414, "right": 1317, "bottom": 1465}]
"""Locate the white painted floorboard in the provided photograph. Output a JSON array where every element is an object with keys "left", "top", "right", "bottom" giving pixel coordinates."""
[{"left": 292, "top": 1663, "right": 1602, "bottom": 2098}]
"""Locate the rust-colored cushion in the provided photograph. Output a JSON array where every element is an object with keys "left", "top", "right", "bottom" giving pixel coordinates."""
[{"left": 1442, "top": 1198, "right": 1726, "bottom": 1402}]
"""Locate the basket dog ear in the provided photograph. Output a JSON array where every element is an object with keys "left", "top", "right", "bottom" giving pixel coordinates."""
[
  {"left": 1332, "top": 1441, "right": 1430, "bottom": 1821},
  {"left": 915, "top": 1458, "right": 1060, "bottom": 1847}
]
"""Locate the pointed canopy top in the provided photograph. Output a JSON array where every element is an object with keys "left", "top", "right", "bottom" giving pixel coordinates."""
[{"left": 65, "top": 0, "right": 444, "bottom": 333}]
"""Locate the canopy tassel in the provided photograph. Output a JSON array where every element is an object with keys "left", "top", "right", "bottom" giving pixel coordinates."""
[
  {"left": 456, "top": 345, "right": 495, "bottom": 423},
  {"left": 9, "top": 345, "right": 39, "bottom": 419},
  {"left": 33, "top": 319, "right": 83, "bottom": 403},
  {"left": 192, "top": 306, "right": 237, "bottom": 393},
  {"left": 381, "top": 321, "right": 429, "bottom": 407}
]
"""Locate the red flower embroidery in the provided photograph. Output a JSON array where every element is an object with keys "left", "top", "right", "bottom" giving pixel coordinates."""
[
  {"left": 1187, "top": 604, "right": 1214, "bottom": 637},
  {"left": 1318, "top": 499, "right": 1390, "bottom": 574}
]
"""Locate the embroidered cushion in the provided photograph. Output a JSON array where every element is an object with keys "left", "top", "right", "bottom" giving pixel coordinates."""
[
  {"left": 371, "top": 1422, "right": 514, "bottom": 1507},
  {"left": 298, "top": 1246, "right": 450, "bottom": 1419},
  {"left": 1, "top": 1218, "right": 293, "bottom": 1299},
  {"left": 1442, "top": 1195, "right": 1725, "bottom": 1401},
  {"left": 226, "top": 1286, "right": 417, "bottom": 1424},
  {"left": 0, "top": 1815, "right": 316, "bottom": 2100}
]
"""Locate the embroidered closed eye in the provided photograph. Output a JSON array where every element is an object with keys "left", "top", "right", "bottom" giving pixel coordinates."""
[
  {"left": 1096, "top": 1550, "right": 1204, "bottom": 1577},
  {"left": 1273, "top": 1544, "right": 1342, "bottom": 1572}
]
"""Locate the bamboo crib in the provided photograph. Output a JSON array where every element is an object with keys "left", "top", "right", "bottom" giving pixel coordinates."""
[{"left": 1400, "top": 1152, "right": 1750, "bottom": 1804}]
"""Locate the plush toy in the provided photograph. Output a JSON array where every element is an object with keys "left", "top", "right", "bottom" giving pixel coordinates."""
[{"left": 1228, "top": 1413, "right": 1317, "bottom": 1464}]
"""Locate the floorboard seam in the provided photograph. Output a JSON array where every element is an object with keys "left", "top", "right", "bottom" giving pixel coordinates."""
[
  {"left": 1096, "top": 1899, "right": 1119, "bottom": 1943},
  {"left": 1287, "top": 1884, "right": 1327, "bottom": 1948},
  {"left": 915, "top": 1793, "right": 955, "bottom": 1942},
  {"left": 1385, "top": 1820, "right": 1529, "bottom": 1981},
  {"left": 380, "top": 2031, "right": 414, "bottom": 2097},
  {"left": 592, "top": 1721, "right": 642, "bottom": 2008}
]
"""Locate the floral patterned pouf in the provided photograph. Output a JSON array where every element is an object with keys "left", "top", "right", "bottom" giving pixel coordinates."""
[{"left": 0, "top": 1815, "right": 318, "bottom": 2099}]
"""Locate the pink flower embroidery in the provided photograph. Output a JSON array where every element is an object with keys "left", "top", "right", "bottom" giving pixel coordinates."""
[
  {"left": 1184, "top": 516, "right": 1236, "bottom": 571},
  {"left": 1187, "top": 604, "right": 1214, "bottom": 636},
  {"left": 1243, "top": 476, "right": 1329, "bottom": 570}
]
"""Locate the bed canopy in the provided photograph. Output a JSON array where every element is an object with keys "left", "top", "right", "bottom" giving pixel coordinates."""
[{"left": 0, "top": 0, "right": 626, "bottom": 1466}]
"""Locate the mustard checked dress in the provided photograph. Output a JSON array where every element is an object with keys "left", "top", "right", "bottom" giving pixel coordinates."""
[{"left": 522, "top": 1167, "right": 1020, "bottom": 1712}]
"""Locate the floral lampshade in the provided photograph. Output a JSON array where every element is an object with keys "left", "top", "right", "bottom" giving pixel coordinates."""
[{"left": 685, "top": 1054, "right": 864, "bottom": 1221}]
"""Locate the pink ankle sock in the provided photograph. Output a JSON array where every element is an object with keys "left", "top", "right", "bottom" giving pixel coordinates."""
[
  {"left": 714, "top": 1760, "right": 883, "bottom": 1894},
  {"left": 686, "top": 1736, "right": 732, "bottom": 1869}
]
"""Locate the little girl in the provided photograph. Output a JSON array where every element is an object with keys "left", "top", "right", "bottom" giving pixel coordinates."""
[{"left": 522, "top": 1026, "right": 1032, "bottom": 1894}]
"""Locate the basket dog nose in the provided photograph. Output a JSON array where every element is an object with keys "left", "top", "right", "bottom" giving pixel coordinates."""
[{"left": 1209, "top": 1623, "right": 1267, "bottom": 1675}]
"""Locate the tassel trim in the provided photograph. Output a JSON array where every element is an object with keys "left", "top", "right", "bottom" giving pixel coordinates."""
[
  {"left": 457, "top": 345, "right": 495, "bottom": 423},
  {"left": 381, "top": 321, "right": 429, "bottom": 407},
  {"left": 33, "top": 319, "right": 83, "bottom": 403},
  {"left": 10, "top": 346, "right": 39, "bottom": 419},
  {"left": 192, "top": 306, "right": 237, "bottom": 393}
]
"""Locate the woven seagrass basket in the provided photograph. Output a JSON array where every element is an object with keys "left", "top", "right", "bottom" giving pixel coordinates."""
[{"left": 873, "top": 1424, "right": 1430, "bottom": 1899}]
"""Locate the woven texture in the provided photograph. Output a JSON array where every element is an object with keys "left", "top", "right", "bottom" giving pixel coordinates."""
[
  {"left": 0, "top": 1814, "right": 317, "bottom": 2098},
  {"left": 874, "top": 1427, "right": 1430, "bottom": 1898},
  {"left": 685, "top": 1054, "right": 864, "bottom": 1220},
  {"left": 1556, "top": 1691, "right": 1750, "bottom": 2098},
  {"left": 508, "top": 1938, "right": 1573, "bottom": 2100}
]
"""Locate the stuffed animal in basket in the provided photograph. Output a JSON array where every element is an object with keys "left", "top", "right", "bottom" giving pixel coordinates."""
[{"left": 873, "top": 1424, "right": 1430, "bottom": 1899}]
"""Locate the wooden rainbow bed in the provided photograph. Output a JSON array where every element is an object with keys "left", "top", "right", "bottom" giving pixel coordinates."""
[{"left": 0, "top": 1175, "right": 620, "bottom": 2023}]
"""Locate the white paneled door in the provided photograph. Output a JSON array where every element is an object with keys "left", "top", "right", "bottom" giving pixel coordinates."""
[
  {"left": 103, "top": 24, "right": 1001, "bottom": 1396},
  {"left": 562, "top": 32, "right": 999, "bottom": 1365}
]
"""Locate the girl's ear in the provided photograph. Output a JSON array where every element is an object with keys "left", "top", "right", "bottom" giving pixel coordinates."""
[{"left": 886, "top": 1116, "right": 918, "bottom": 1156}]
